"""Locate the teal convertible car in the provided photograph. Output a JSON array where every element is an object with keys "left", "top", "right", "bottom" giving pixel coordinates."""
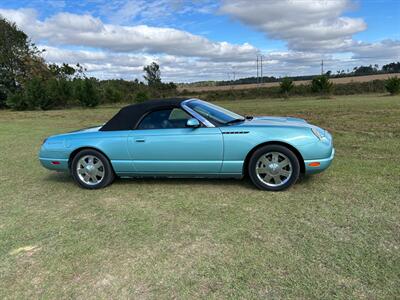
[{"left": 39, "top": 98, "right": 334, "bottom": 191}]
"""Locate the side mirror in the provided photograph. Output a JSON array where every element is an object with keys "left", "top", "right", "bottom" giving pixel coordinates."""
[{"left": 186, "top": 118, "right": 200, "bottom": 128}]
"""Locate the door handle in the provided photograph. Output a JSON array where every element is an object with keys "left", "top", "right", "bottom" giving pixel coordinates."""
[{"left": 135, "top": 139, "right": 145, "bottom": 143}]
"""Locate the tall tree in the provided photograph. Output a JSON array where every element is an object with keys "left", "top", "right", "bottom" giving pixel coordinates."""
[
  {"left": 143, "top": 62, "right": 161, "bottom": 87},
  {"left": 0, "top": 17, "right": 46, "bottom": 106}
]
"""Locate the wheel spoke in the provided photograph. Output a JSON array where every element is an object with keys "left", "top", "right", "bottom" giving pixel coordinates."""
[
  {"left": 279, "top": 158, "right": 290, "bottom": 168},
  {"left": 257, "top": 167, "right": 268, "bottom": 174},
  {"left": 272, "top": 153, "right": 279, "bottom": 163},
  {"left": 91, "top": 175, "right": 99, "bottom": 183},
  {"left": 83, "top": 174, "right": 91, "bottom": 182},
  {"left": 273, "top": 175, "right": 282, "bottom": 184},
  {"left": 94, "top": 169, "right": 104, "bottom": 177},
  {"left": 280, "top": 169, "right": 291, "bottom": 178},
  {"left": 259, "top": 156, "right": 270, "bottom": 165},
  {"left": 263, "top": 174, "right": 273, "bottom": 183},
  {"left": 78, "top": 168, "right": 86, "bottom": 175}
]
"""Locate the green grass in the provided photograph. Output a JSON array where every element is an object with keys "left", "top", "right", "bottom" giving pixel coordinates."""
[{"left": 0, "top": 94, "right": 399, "bottom": 299}]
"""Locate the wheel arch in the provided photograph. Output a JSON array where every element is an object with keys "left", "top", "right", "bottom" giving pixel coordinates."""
[
  {"left": 68, "top": 146, "right": 114, "bottom": 172},
  {"left": 242, "top": 141, "right": 305, "bottom": 176}
]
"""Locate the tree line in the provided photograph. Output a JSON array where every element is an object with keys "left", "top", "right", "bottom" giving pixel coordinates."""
[
  {"left": 179, "top": 62, "right": 400, "bottom": 88},
  {"left": 0, "top": 17, "right": 176, "bottom": 110},
  {"left": 181, "top": 75, "right": 400, "bottom": 102}
]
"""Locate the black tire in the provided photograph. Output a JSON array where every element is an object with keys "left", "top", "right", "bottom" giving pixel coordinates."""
[
  {"left": 248, "top": 145, "right": 300, "bottom": 191},
  {"left": 71, "top": 149, "right": 115, "bottom": 189}
]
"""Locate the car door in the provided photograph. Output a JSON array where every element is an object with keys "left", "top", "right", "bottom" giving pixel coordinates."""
[{"left": 128, "top": 108, "right": 223, "bottom": 174}]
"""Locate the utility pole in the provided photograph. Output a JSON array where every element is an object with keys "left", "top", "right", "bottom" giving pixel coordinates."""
[
  {"left": 321, "top": 59, "right": 324, "bottom": 75},
  {"left": 260, "top": 55, "right": 263, "bottom": 84},
  {"left": 256, "top": 56, "right": 259, "bottom": 84}
]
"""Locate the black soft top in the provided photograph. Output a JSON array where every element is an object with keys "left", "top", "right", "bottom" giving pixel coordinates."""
[{"left": 100, "top": 98, "right": 189, "bottom": 131}]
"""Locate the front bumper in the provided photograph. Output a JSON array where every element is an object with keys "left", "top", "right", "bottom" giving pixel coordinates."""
[
  {"left": 39, "top": 157, "right": 69, "bottom": 171},
  {"left": 304, "top": 148, "right": 335, "bottom": 174}
]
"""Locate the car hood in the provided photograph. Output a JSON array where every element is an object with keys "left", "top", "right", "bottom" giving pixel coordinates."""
[
  {"left": 235, "top": 116, "right": 312, "bottom": 128},
  {"left": 68, "top": 125, "right": 103, "bottom": 134}
]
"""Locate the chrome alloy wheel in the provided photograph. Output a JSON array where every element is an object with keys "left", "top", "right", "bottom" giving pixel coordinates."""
[
  {"left": 76, "top": 155, "right": 105, "bottom": 185},
  {"left": 255, "top": 152, "right": 293, "bottom": 187}
]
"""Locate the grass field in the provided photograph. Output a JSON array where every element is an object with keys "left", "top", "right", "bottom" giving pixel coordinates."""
[{"left": 0, "top": 94, "right": 399, "bottom": 298}]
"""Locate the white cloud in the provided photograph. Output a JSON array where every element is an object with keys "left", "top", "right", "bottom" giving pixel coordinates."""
[
  {"left": 0, "top": 8, "right": 256, "bottom": 61},
  {"left": 349, "top": 39, "right": 400, "bottom": 60},
  {"left": 220, "top": 0, "right": 366, "bottom": 52},
  {"left": 99, "top": 0, "right": 218, "bottom": 25}
]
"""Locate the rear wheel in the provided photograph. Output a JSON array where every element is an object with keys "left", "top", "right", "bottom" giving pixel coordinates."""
[
  {"left": 71, "top": 149, "right": 115, "bottom": 189},
  {"left": 248, "top": 145, "right": 300, "bottom": 191}
]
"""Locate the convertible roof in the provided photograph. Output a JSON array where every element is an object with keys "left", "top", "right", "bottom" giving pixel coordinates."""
[{"left": 100, "top": 98, "right": 189, "bottom": 131}]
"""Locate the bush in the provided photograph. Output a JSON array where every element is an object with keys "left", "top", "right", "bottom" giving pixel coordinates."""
[
  {"left": 311, "top": 75, "right": 333, "bottom": 95},
  {"left": 24, "top": 77, "right": 49, "bottom": 109},
  {"left": 0, "top": 85, "right": 7, "bottom": 108},
  {"left": 74, "top": 78, "right": 99, "bottom": 107},
  {"left": 135, "top": 91, "right": 149, "bottom": 103},
  {"left": 280, "top": 77, "right": 294, "bottom": 98},
  {"left": 43, "top": 78, "right": 63, "bottom": 110},
  {"left": 6, "top": 91, "right": 28, "bottom": 110},
  {"left": 6, "top": 77, "right": 57, "bottom": 110},
  {"left": 104, "top": 85, "right": 123, "bottom": 103},
  {"left": 385, "top": 77, "right": 400, "bottom": 95}
]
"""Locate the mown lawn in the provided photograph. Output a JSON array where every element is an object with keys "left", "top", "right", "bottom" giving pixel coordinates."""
[{"left": 0, "top": 94, "right": 399, "bottom": 299}]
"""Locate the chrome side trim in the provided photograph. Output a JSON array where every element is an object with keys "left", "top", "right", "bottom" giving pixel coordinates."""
[{"left": 181, "top": 99, "right": 215, "bottom": 128}]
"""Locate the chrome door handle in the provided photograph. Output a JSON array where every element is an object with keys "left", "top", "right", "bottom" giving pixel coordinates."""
[{"left": 135, "top": 139, "right": 145, "bottom": 143}]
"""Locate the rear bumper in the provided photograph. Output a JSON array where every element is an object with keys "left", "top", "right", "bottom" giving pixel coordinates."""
[
  {"left": 304, "top": 148, "right": 335, "bottom": 174},
  {"left": 39, "top": 157, "right": 69, "bottom": 171}
]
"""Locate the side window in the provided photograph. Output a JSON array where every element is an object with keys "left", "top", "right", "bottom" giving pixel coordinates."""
[{"left": 137, "top": 108, "right": 192, "bottom": 129}]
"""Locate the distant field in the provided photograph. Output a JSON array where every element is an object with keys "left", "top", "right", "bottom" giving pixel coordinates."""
[
  {"left": 179, "top": 73, "right": 400, "bottom": 92},
  {"left": 1, "top": 94, "right": 399, "bottom": 298}
]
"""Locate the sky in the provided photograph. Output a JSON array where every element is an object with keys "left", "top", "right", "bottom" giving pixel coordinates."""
[{"left": 0, "top": 0, "right": 399, "bottom": 82}]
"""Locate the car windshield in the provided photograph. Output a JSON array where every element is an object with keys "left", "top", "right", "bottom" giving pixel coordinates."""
[{"left": 185, "top": 100, "right": 244, "bottom": 125}]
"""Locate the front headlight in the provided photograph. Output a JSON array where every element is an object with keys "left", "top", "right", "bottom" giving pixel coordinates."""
[{"left": 311, "top": 128, "right": 323, "bottom": 140}]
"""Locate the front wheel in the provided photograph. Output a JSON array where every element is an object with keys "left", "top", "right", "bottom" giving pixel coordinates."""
[
  {"left": 71, "top": 149, "right": 115, "bottom": 189},
  {"left": 248, "top": 145, "right": 300, "bottom": 191}
]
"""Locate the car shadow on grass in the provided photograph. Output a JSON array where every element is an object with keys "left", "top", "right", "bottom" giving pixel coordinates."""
[
  {"left": 42, "top": 172, "right": 318, "bottom": 191},
  {"left": 114, "top": 176, "right": 256, "bottom": 190},
  {"left": 42, "top": 172, "right": 256, "bottom": 190}
]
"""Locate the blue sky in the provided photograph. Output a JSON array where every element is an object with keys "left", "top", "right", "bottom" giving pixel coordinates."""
[{"left": 1, "top": 0, "right": 399, "bottom": 82}]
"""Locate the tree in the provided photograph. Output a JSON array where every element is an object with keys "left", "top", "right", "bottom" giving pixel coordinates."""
[
  {"left": 49, "top": 63, "right": 76, "bottom": 79},
  {"left": 143, "top": 62, "right": 161, "bottom": 87},
  {"left": 353, "top": 65, "right": 377, "bottom": 76},
  {"left": 0, "top": 17, "right": 46, "bottom": 107},
  {"left": 382, "top": 62, "right": 400, "bottom": 73},
  {"left": 385, "top": 77, "right": 400, "bottom": 95},
  {"left": 104, "top": 85, "right": 123, "bottom": 103},
  {"left": 279, "top": 77, "right": 294, "bottom": 98},
  {"left": 311, "top": 75, "right": 333, "bottom": 95},
  {"left": 6, "top": 76, "right": 52, "bottom": 110},
  {"left": 135, "top": 91, "right": 149, "bottom": 103},
  {"left": 74, "top": 78, "right": 99, "bottom": 107}
]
